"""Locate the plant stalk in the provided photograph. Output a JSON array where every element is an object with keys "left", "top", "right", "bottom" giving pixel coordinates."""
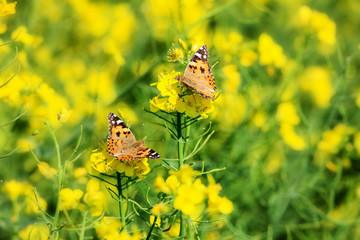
[
  {"left": 176, "top": 113, "right": 186, "bottom": 238},
  {"left": 117, "top": 172, "right": 126, "bottom": 226},
  {"left": 47, "top": 124, "right": 63, "bottom": 238}
]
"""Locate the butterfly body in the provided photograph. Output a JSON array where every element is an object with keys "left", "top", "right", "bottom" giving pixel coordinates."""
[
  {"left": 107, "top": 113, "right": 160, "bottom": 161},
  {"left": 177, "top": 45, "right": 217, "bottom": 100}
]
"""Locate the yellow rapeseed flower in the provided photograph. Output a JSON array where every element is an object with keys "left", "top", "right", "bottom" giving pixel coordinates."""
[
  {"left": 317, "top": 124, "right": 354, "bottom": 155},
  {"left": 19, "top": 223, "right": 49, "bottom": 240},
  {"left": 151, "top": 203, "right": 171, "bottom": 216},
  {"left": 154, "top": 174, "right": 180, "bottom": 194},
  {"left": 178, "top": 38, "right": 188, "bottom": 50},
  {"left": 258, "top": 33, "right": 287, "bottom": 68},
  {"left": 0, "top": 0, "right": 16, "bottom": 16},
  {"left": 175, "top": 95, "right": 197, "bottom": 117},
  {"left": 299, "top": 66, "right": 333, "bottom": 108},
  {"left": 167, "top": 47, "right": 185, "bottom": 62},
  {"left": 24, "top": 189, "right": 48, "bottom": 215},
  {"left": 95, "top": 217, "right": 123, "bottom": 239},
  {"left": 2, "top": 180, "right": 26, "bottom": 201},
  {"left": 17, "top": 138, "right": 35, "bottom": 152},
  {"left": 25, "top": 197, "right": 47, "bottom": 215},
  {"left": 74, "top": 167, "right": 87, "bottom": 179},
  {"left": 154, "top": 176, "right": 171, "bottom": 194},
  {"left": 239, "top": 49, "right": 258, "bottom": 67},
  {"left": 298, "top": 6, "right": 336, "bottom": 54},
  {"left": 206, "top": 175, "right": 233, "bottom": 216},
  {"left": 150, "top": 69, "right": 215, "bottom": 118},
  {"left": 156, "top": 71, "right": 180, "bottom": 98},
  {"left": 165, "top": 175, "right": 180, "bottom": 192},
  {"left": 60, "top": 188, "right": 84, "bottom": 211},
  {"left": 84, "top": 179, "right": 106, "bottom": 216},
  {"left": 149, "top": 96, "right": 175, "bottom": 113},
  {"left": 279, "top": 123, "right": 306, "bottom": 151},
  {"left": 90, "top": 141, "right": 151, "bottom": 178},
  {"left": 166, "top": 222, "right": 181, "bottom": 238},
  {"left": 173, "top": 179, "right": 206, "bottom": 216},
  {"left": 276, "top": 102, "right": 300, "bottom": 125},
  {"left": 37, "top": 161, "right": 58, "bottom": 179},
  {"left": 115, "top": 158, "right": 150, "bottom": 179},
  {"left": 11, "top": 26, "right": 43, "bottom": 47},
  {"left": 251, "top": 110, "right": 269, "bottom": 132},
  {"left": 169, "top": 165, "right": 199, "bottom": 185},
  {"left": 276, "top": 101, "right": 306, "bottom": 150},
  {"left": 150, "top": 71, "right": 180, "bottom": 113},
  {"left": 90, "top": 148, "right": 116, "bottom": 175}
]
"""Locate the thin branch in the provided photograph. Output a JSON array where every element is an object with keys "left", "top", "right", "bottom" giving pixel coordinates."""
[{"left": 0, "top": 107, "right": 28, "bottom": 127}]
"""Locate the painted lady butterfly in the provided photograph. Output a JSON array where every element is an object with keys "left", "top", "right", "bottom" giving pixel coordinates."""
[
  {"left": 176, "top": 45, "right": 217, "bottom": 100},
  {"left": 107, "top": 113, "right": 160, "bottom": 161}
]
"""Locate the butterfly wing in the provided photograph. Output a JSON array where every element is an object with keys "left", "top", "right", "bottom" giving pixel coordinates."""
[
  {"left": 135, "top": 146, "right": 160, "bottom": 159},
  {"left": 179, "top": 45, "right": 217, "bottom": 100},
  {"left": 107, "top": 112, "right": 160, "bottom": 161}
]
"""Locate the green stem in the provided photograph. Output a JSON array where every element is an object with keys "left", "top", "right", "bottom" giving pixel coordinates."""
[
  {"left": 177, "top": 113, "right": 184, "bottom": 168},
  {"left": 176, "top": 113, "right": 186, "bottom": 238},
  {"left": 117, "top": 172, "right": 126, "bottom": 226},
  {"left": 79, "top": 211, "right": 87, "bottom": 240},
  {"left": 146, "top": 216, "right": 158, "bottom": 240},
  {"left": 47, "top": 123, "right": 63, "bottom": 238},
  {"left": 187, "top": 216, "right": 194, "bottom": 240}
]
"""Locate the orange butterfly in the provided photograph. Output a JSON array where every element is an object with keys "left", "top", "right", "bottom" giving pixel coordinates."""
[
  {"left": 176, "top": 45, "right": 217, "bottom": 100},
  {"left": 107, "top": 113, "right": 160, "bottom": 161}
]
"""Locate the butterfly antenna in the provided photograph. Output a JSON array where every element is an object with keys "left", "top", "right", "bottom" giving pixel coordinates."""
[
  {"left": 211, "top": 61, "right": 219, "bottom": 69},
  {"left": 141, "top": 123, "right": 147, "bottom": 140}
]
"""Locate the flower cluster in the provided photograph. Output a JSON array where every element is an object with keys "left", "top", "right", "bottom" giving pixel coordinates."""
[
  {"left": 314, "top": 124, "right": 356, "bottom": 172},
  {"left": 154, "top": 165, "right": 233, "bottom": 219},
  {"left": 0, "top": 0, "right": 16, "bottom": 17},
  {"left": 1, "top": 180, "right": 47, "bottom": 221},
  {"left": 90, "top": 141, "right": 150, "bottom": 179},
  {"left": 95, "top": 217, "right": 144, "bottom": 240},
  {"left": 276, "top": 101, "right": 306, "bottom": 151},
  {"left": 58, "top": 179, "right": 106, "bottom": 216},
  {"left": 149, "top": 44, "right": 215, "bottom": 119},
  {"left": 258, "top": 33, "right": 288, "bottom": 69},
  {"left": 298, "top": 66, "right": 334, "bottom": 108},
  {"left": 298, "top": 5, "right": 336, "bottom": 54}
]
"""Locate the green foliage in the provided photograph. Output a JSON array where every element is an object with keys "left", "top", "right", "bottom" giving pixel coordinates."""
[{"left": 1, "top": 0, "right": 360, "bottom": 239}]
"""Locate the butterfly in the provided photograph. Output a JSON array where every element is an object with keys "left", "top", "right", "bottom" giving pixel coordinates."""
[
  {"left": 107, "top": 112, "right": 160, "bottom": 161},
  {"left": 176, "top": 45, "right": 217, "bottom": 100}
]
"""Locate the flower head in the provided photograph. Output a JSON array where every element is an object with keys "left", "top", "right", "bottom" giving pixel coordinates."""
[
  {"left": 83, "top": 179, "right": 106, "bottom": 216},
  {"left": 150, "top": 41, "right": 216, "bottom": 118},
  {"left": 2, "top": 180, "right": 27, "bottom": 201},
  {"left": 60, "top": 188, "right": 84, "bottom": 211},
  {"left": 258, "top": 33, "right": 287, "bottom": 68},
  {"left": 151, "top": 203, "right": 171, "bottom": 216},
  {"left": 19, "top": 224, "right": 49, "bottom": 240},
  {"left": 173, "top": 178, "right": 207, "bottom": 216},
  {"left": 0, "top": 0, "right": 16, "bottom": 16},
  {"left": 298, "top": 5, "right": 336, "bottom": 54},
  {"left": 206, "top": 175, "right": 234, "bottom": 217},
  {"left": 90, "top": 140, "right": 151, "bottom": 178},
  {"left": 95, "top": 217, "right": 123, "bottom": 239},
  {"left": 37, "top": 161, "right": 58, "bottom": 179}
]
